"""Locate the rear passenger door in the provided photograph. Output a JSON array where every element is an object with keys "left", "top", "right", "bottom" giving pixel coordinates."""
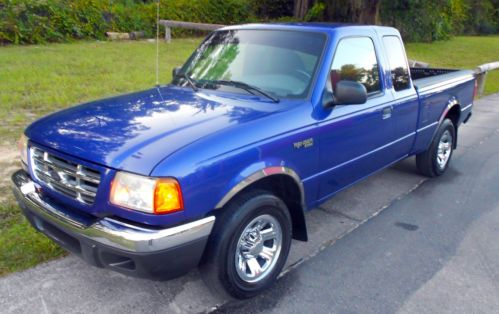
[{"left": 315, "top": 35, "right": 397, "bottom": 201}]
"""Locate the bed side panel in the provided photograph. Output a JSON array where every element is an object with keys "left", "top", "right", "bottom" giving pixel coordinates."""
[{"left": 412, "top": 74, "right": 475, "bottom": 154}]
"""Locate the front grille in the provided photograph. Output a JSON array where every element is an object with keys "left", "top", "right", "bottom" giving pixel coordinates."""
[{"left": 30, "top": 147, "right": 101, "bottom": 204}]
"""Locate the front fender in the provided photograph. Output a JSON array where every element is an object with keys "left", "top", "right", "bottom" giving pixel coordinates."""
[
  {"left": 215, "top": 164, "right": 305, "bottom": 209},
  {"left": 213, "top": 162, "right": 308, "bottom": 241}
]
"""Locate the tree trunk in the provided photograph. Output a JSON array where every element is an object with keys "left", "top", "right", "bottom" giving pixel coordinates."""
[
  {"left": 294, "top": 0, "right": 310, "bottom": 19},
  {"left": 324, "top": 0, "right": 380, "bottom": 25},
  {"left": 358, "top": 0, "right": 380, "bottom": 25}
]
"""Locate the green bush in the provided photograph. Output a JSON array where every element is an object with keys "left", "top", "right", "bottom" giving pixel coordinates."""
[
  {"left": 463, "top": 0, "right": 498, "bottom": 35},
  {"left": 0, "top": 0, "right": 111, "bottom": 44},
  {"left": 1, "top": 0, "right": 496, "bottom": 45},
  {"left": 248, "top": 0, "right": 293, "bottom": 20},
  {"left": 304, "top": 2, "right": 325, "bottom": 22},
  {"left": 0, "top": 0, "right": 252, "bottom": 45},
  {"left": 380, "top": 0, "right": 459, "bottom": 42},
  {"left": 380, "top": 0, "right": 496, "bottom": 42}
]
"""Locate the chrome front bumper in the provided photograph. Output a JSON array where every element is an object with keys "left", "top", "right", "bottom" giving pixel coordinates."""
[{"left": 11, "top": 170, "right": 215, "bottom": 253}]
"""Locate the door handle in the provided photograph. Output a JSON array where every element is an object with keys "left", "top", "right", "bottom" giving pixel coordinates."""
[{"left": 382, "top": 106, "right": 393, "bottom": 120}]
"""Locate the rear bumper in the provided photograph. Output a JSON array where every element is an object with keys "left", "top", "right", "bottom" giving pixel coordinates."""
[{"left": 11, "top": 169, "right": 215, "bottom": 280}]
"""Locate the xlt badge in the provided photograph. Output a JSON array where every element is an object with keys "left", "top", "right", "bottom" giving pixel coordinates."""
[{"left": 293, "top": 138, "right": 314, "bottom": 149}]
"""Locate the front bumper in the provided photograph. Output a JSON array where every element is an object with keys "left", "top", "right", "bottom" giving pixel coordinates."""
[{"left": 11, "top": 170, "right": 215, "bottom": 280}]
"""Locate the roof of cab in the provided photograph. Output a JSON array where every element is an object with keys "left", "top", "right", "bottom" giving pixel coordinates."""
[{"left": 219, "top": 23, "right": 397, "bottom": 33}]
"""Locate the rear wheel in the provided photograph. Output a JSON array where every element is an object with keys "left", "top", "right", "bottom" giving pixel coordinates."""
[
  {"left": 416, "top": 118, "right": 456, "bottom": 177},
  {"left": 200, "top": 190, "right": 292, "bottom": 299}
]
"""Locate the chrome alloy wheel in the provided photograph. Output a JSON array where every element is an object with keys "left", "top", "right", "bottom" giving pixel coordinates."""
[
  {"left": 437, "top": 129, "right": 453, "bottom": 169},
  {"left": 235, "top": 214, "right": 283, "bottom": 283}
]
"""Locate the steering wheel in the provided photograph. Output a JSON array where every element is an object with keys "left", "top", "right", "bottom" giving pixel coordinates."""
[{"left": 293, "top": 69, "right": 312, "bottom": 80}]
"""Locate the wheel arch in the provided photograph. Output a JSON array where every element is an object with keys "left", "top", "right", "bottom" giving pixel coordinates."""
[
  {"left": 215, "top": 167, "right": 308, "bottom": 241},
  {"left": 439, "top": 98, "right": 461, "bottom": 149}
]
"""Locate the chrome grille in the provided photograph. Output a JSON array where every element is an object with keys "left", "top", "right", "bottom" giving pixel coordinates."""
[{"left": 30, "top": 147, "right": 101, "bottom": 204}]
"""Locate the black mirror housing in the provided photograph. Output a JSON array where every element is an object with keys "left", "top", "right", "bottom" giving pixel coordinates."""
[
  {"left": 335, "top": 80, "right": 367, "bottom": 105},
  {"left": 172, "top": 66, "right": 181, "bottom": 78},
  {"left": 322, "top": 89, "right": 335, "bottom": 108},
  {"left": 324, "top": 80, "right": 368, "bottom": 108}
]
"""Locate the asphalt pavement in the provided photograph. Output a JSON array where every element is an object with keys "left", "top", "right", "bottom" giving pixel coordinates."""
[{"left": 0, "top": 93, "right": 498, "bottom": 314}]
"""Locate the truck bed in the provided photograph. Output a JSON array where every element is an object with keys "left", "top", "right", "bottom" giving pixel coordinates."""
[
  {"left": 410, "top": 66, "right": 476, "bottom": 154},
  {"left": 411, "top": 67, "right": 475, "bottom": 92}
]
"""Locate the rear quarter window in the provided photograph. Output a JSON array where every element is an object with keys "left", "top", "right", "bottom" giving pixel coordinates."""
[{"left": 382, "top": 36, "right": 411, "bottom": 91}]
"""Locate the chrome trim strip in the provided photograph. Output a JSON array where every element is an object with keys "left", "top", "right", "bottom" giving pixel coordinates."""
[
  {"left": 461, "top": 103, "right": 473, "bottom": 112},
  {"left": 416, "top": 121, "right": 439, "bottom": 133},
  {"left": 30, "top": 147, "right": 101, "bottom": 204},
  {"left": 215, "top": 166, "right": 305, "bottom": 209},
  {"left": 12, "top": 170, "right": 215, "bottom": 253}
]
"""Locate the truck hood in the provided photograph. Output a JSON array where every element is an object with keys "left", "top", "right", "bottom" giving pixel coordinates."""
[{"left": 26, "top": 86, "right": 274, "bottom": 175}]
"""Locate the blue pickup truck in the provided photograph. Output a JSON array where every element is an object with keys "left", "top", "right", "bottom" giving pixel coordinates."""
[{"left": 12, "top": 23, "right": 476, "bottom": 298}]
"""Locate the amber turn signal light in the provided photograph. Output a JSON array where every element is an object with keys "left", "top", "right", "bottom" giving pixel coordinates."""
[{"left": 154, "top": 178, "right": 183, "bottom": 214}]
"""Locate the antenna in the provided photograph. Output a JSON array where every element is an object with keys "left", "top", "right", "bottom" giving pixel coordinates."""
[{"left": 155, "top": 0, "right": 160, "bottom": 87}]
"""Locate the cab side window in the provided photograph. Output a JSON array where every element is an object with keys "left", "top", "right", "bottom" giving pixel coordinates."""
[
  {"left": 330, "top": 37, "right": 381, "bottom": 94},
  {"left": 382, "top": 36, "right": 411, "bottom": 91}
]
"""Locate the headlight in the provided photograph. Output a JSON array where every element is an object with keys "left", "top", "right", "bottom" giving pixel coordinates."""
[
  {"left": 110, "top": 171, "right": 183, "bottom": 214},
  {"left": 18, "top": 134, "right": 28, "bottom": 166}
]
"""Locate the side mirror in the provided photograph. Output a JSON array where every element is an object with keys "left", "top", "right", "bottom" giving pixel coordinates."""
[
  {"left": 323, "top": 80, "right": 368, "bottom": 108},
  {"left": 172, "top": 66, "right": 181, "bottom": 78}
]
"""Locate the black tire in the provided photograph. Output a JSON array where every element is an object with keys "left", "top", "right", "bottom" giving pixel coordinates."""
[
  {"left": 416, "top": 118, "right": 456, "bottom": 177},
  {"left": 200, "top": 190, "right": 292, "bottom": 300}
]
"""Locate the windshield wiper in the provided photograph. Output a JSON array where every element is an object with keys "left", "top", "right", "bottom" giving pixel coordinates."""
[
  {"left": 177, "top": 73, "right": 199, "bottom": 92},
  {"left": 214, "top": 80, "right": 279, "bottom": 103}
]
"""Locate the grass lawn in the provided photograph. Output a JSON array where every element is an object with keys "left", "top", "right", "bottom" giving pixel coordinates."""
[
  {"left": 0, "top": 35, "right": 498, "bottom": 276},
  {"left": 0, "top": 204, "right": 65, "bottom": 275}
]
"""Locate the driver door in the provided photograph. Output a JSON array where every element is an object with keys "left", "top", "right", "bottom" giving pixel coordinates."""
[{"left": 315, "top": 35, "right": 397, "bottom": 201}]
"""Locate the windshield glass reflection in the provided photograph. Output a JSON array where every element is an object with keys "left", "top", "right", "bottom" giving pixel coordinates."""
[{"left": 174, "top": 30, "right": 326, "bottom": 99}]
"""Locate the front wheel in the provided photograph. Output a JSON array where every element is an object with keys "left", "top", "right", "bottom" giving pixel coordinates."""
[
  {"left": 416, "top": 118, "right": 456, "bottom": 177},
  {"left": 200, "top": 190, "right": 292, "bottom": 299}
]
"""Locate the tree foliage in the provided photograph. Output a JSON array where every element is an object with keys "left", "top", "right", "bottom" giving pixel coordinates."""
[
  {"left": 314, "top": 0, "right": 496, "bottom": 41},
  {"left": 381, "top": 0, "right": 497, "bottom": 41},
  {"left": 249, "top": 0, "right": 293, "bottom": 19},
  {"left": 0, "top": 0, "right": 252, "bottom": 44},
  {"left": 251, "top": 0, "right": 497, "bottom": 41},
  {"left": 463, "top": 0, "right": 498, "bottom": 34},
  {"left": 381, "top": 0, "right": 468, "bottom": 42}
]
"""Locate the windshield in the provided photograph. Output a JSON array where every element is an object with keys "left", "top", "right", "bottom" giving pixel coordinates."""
[{"left": 174, "top": 29, "right": 327, "bottom": 99}]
